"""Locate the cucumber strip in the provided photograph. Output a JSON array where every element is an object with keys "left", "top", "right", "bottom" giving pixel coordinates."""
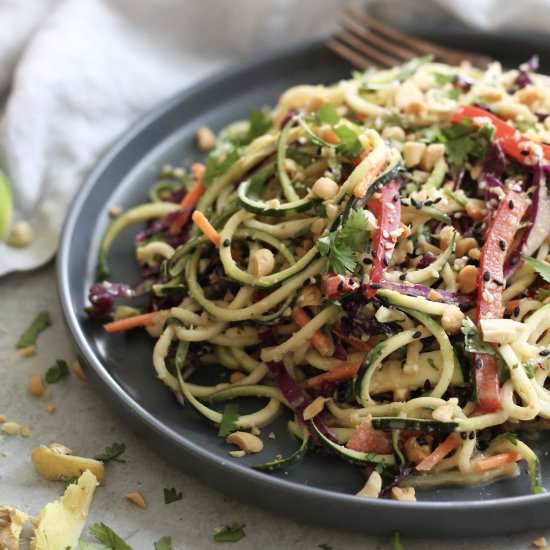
[
  {"left": 0, "top": 170, "right": 13, "bottom": 240},
  {"left": 402, "top": 204, "right": 452, "bottom": 224},
  {"left": 402, "top": 463, "right": 520, "bottom": 489},
  {"left": 97, "top": 202, "right": 179, "bottom": 279},
  {"left": 376, "top": 289, "right": 448, "bottom": 316},
  {"left": 355, "top": 327, "right": 430, "bottom": 406},
  {"left": 277, "top": 119, "right": 301, "bottom": 202},
  {"left": 237, "top": 179, "right": 319, "bottom": 217},
  {"left": 424, "top": 157, "right": 448, "bottom": 189},
  {"left": 488, "top": 434, "right": 542, "bottom": 493},
  {"left": 149, "top": 179, "right": 185, "bottom": 202},
  {"left": 253, "top": 432, "right": 309, "bottom": 472},
  {"left": 230, "top": 348, "right": 261, "bottom": 373},
  {"left": 187, "top": 250, "right": 327, "bottom": 322},
  {"left": 520, "top": 302, "right": 550, "bottom": 344},
  {"left": 210, "top": 330, "right": 259, "bottom": 347},
  {"left": 261, "top": 304, "right": 340, "bottom": 363},
  {"left": 311, "top": 420, "right": 395, "bottom": 466},
  {"left": 214, "top": 345, "right": 241, "bottom": 370},
  {"left": 372, "top": 417, "right": 458, "bottom": 433},
  {"left": 208, "top": 384, "right": 288, "bottom": 406},
  {"left": 242, "top": 217, "right": 320, "bottom": 239},
  {"left": 168, "top": 235, "right": 208, "bottom": 277},
  {"left": 397, "top": 306, "right": 456, "bottom": 399},
  {"left": 404, "top": 231, "right": 456, "bottom": 284}
]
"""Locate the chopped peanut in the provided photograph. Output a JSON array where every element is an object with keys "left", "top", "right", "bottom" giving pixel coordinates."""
[
  {"left": 404, "top": 436, "right": 432, "bottom": 464},
  {"left": 356, "top": 471, "right": 382, "bottom": 498},
  {"left": 1, "top": 422, "right": 29, "bottom": 436},
  {"left": 226, "top": 431, "right": 264, "bottom": 454},
  {"left": 420, "top": 143, "right": 445, "bottom": 171},
  {"left": 297, "top": 286, "right": 322, "bottom": 308},
  {"left": 109, "top": 206, "right": 123, "bottom": 217},
  {"left": 391, "top": 486, "right": 416, "bottom": 501},
  {"left": 302, "top": 397, "right": 326, "bottom": 421},
  {"left": 196, "top": 126, "right": 216, "bottom": 152},
  {"left": 46, "top": 404, "right": 57, "bottom": 414},
  {"left": 18, "top": 345, "right": 36, "bottom": 358},
  {"left": 382, "top": 126, "right": 406, "bottom": 141},
  {"left": 468, "top": 247, "right": 481, "bottom": 261},
  {"left": 230, "top": 372, "right": 246, "bottom": 384},
  {"left": 403, "top": 142, "right": 426, "bottom": 168},
  {"left": 455, "top": 237, "right": 478, "bottom": 258},
  {"left": 0, "top": 415, "right": 6, "bottom": 423},
  {"left": 465, "top": 199, "right": 486, "bottom": 221},
  {"left": 441, "top": 305, "right": 465, "bottom": 335},
  {"left": 532, "top": 536, "right": 548, "bottom": 548},
  {"left": 432, "top": 398, "right": 459, "bottom": 422},
  {"left": 72, "top": 361, "right": 86, "bottom": 382},
  {"left": 439, "top": 225, "right": 456, "bottom": 251},
  {"left": 127, "top": 491, "right": 146, "bottom": 508},
  {"left": 27, "top": 375, "right": 45, "bottom": 398},
  {"left": 312, "top": 177, "right": 339, "bottom": 200},
  {"left": 7, "top": 221, "right": 33, "bottom": 248},
  {"left": 457, "top": 265, "right": 479, "bottom": 294},
  {"left": 250, "top": 248, "right": 275, "bottom": 278}
]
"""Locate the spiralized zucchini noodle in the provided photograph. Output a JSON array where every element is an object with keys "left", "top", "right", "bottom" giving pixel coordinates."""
[{"left": 89, "top": 54, "right": 550, "bottom": 498}]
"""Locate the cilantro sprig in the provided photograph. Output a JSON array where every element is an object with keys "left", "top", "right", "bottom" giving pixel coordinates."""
[
  {"left": 86, "top": 522, "right": 132, "bottom": 550},
  {"left": 163, "top": 487, "right": 183, "bottom": 504},
  {"left": 154, "top": 536, "right": 173, "bottom": 550},
  {"left": 94, "top": 442, "right": 127, "bottom": 464},
  {"left": 316, "top": 208, "right": 371, "bottom": 274},
  {"left": 461, "top": 318, "right": 495, "bottom": 355},
  {"left": 523, "top": 254, "right": 550, "bottom": 283},
  {"left": 218, "top": 403, "right": 239, "bottom": 437},
  {"left": 16, "top": 311, "right": 51, "bottom": 349},
  {"left": 45, "top": 360, "right": 70, "bottom": 384},
  {"left": 213, "top": 522, "right": 246, "bottom": 543}
]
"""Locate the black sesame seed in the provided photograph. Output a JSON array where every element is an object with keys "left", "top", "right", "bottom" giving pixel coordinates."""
[
  {"left": 474, "top": 358, "right": 482, "bottom": 370},
  {"left": 433, "top": 197, "right": 443, "bottom": 204},
  {"left": 424, "top": 199, "right": 433, "bottom": 207},
  {"left": 411, "top": 198, "right": 422, "bottom": 210},
  {"left": 520, "top": 149, "right": 529, "bottom": 156},
  {"left": 423, "top": 379, "right": 433, "bottom": 391},
  {"left": 498, "top": 239, "right": 507, "bottom": 251},
  {"left": 493, "top": 279, "right": 504, "bottom": 286},
  {"left": 399, "top": 273, "right": 407, "bottom": 281},
  {"left": 540, "top": 349, "right": 550, "bottom": 357},
  {"left": 222, "top": 239, "right": 231, "bottom": 247},
  {"left": 393, "top": 194, "right": 399, "bottom": 202},
  {"left": 413, "top": 331, "right": 422, "bottom": 339},
  {"left": 383, "top": 256, "right": 389, "bottom": 267},
  {"left": 460, "top": 432, "right": 467, "bottom": 440},
  {"left": 348, "top": 278, "right": 355, "bottom": 286},
  {"left": 468, "top": 432, "right": 475, "bottom": 440},
  {"left": 370, "top": 283, "right": 382, "bottom": 290},
  {"left": 337, "top": 281, "right": 344, "bottom": 291},
  {"left": 509, "top": 200, "right": 515, "bottom": 209},
  {"left": 513, "top": 305, "right": 520, "bottom": 317},
  {"left": 510, "top": 256, "right": 519, "bottom": 265},
  {"left": 483, "top": 271, "right": 490, "bottom": 282},
  {"left": 362, "top": 257, "right": 372, "bottom": 265}
]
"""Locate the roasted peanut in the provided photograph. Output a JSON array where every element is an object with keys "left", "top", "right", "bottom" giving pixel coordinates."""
[
  {"left": 250, "top": 248, "right": 275, "bottom": 278},
  {"left": 457, "top": 265, "right": 479, "bottom": 294},
  {"left": 455, "top": 237, "right": 478, "bottom": 258},
  {"left": 226, "top": 431, "right": 264, "bottom": 454},
  {"left": 356, "top": 471, "right": 382, "bottom": 498},
  {"left": 403, "top": 142, "right": 426, "bottom": 168},
  {"left": 312, "top": 176, "right": 339, "bottom": 200},
  {"left": 441, "top": 305, "right": 465, "bottom": 335}
]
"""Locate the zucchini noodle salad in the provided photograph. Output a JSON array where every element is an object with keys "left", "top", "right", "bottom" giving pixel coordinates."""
[{"left": 89, "top": 55, "right": 550, "bottom": 499}]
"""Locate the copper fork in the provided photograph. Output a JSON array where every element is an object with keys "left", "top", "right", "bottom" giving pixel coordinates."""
[{"left": 328, "top": 8, "right": 492, "bottom": 69}]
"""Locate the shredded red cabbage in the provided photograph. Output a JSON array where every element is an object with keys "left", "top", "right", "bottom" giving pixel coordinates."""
[
  {"left": 377, "top": 281, "right": 474, "bottom": 307},
  {"left": 515, "top": 55, "right": 539, "bottom": 89},
  {"left": 504, "top": 165, "right": 550, "bottom": 278},
  {"left": 88, "top": 281, "right": 136, "bottom": 317}
]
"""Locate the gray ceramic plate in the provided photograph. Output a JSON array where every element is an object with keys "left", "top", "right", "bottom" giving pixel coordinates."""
[{"left": 58, "top": 31, "right": 550, "bottom": 536}]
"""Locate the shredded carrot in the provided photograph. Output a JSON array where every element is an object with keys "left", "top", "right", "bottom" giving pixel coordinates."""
[
  {"left": 472, "top": 452, "right": 521, "bottom": 472},
  {"left": 352, "top": 153, "right": 388, "bottom": 198},
  {"left": 103, "top": 312, "right": 159, "bottom": 333},
  {"left": 416, "top": 434, "right": 460, "bottom": 472},
  {"left": 321, "top": 128, "right": 341, "bottom": 145},
  {"left": 505, "top": 299, "right": 521, "bottom": 315},
  {"left": 168, "top": 163, "right": 206, "bottom": 235},
  {"left": 192, "top": 210, "right": 220, "bottom": 246},
  {"left": 304, "top": 361, "right": 361, "bottom": 390},
  {"left": 332, "top": 326, "right": 374, "bottom": 353},
  {"left": 292, "top": 307, "right": 332, "bottom": 356}
]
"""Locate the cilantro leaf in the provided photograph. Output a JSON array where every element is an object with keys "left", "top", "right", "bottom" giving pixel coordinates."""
[
  {"left": 524, "top": 362, "right": 536, "bottom": 379},
  {"left": 537, "top": 288, "right": 550, "bottom": 300},
  {"left": 89, "top": 522, "right": 132, "bottom": 550},
  {"left": 316, "top": 104, "right": 340, "bottom": 126},
  {"left": 316, "top": 208, "right": 370, "bottom": 274},
  {"left": 501, "top": 432, "right": 518, "bottom": 446},
  {"left": 461, "top": 318, "right": 495, "bottom": 355},
  {"left": 242, "top": 110, "right": 272, "bottom": 145},
  {"left": 79, "top": 542, "right": 105, "bottom": 550},
  {"left": 434, "top": 72, "right": 454, "bottom": 86},
  {"left": 213, "top": 523, "right": 246, "bottom": 543},
  {"left": 163, "top": 487, "right": 183, "bottom": 504},
  {"left": 218, "top": 403, "right": 239, "bottom": 437},
  {"left": 154, "top": 536, "right": 172, "bottom": 550},
  {"left": 523, "top": 254, "right": 550, "bottom": 283},
  {"left": 334, "top": 126, "right": 363, "bottom": 159},
  {"left": 204, "top": 148, "right": 240, "bottom": 187},
  {"left": 45, "top": 359, "right": 70, "bottom": 384},
  {"left": 94, "top": 442, "right": 126, "bottom": 463},
  {"left": 395, "top": 55, "right": 433, "bottom": 82},
  {"left": 318, "top": 545, "right": 333, "bottom": 550},
  {"left": 16, "top": 311, "right": 51, "bottom": 349}
]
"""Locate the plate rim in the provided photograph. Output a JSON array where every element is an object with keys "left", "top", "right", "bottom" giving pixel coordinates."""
[{"left": 56, "top": 33, "right": 550, "bottom": 532}]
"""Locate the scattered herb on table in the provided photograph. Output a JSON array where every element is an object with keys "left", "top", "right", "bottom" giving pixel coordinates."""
[
  {"left": 213, "top": 522, "right": 246, "bottom": 543},
  {"left": 163, "top": 487, "right": 183, "bottom": 504},
  {"left": 154, "top": 536, "right": 173, "bottom": 550},
  {"left": 393, "top": 532, "right": 404, "bottom": 550},
  {"left": 87, "top": 522, "right": 132, "bottom": 550},
  {"left": 16, "top": 311, "right": 51, "bottom": 349},
  {"left": 218, "top": 403, "right": 239, "bottom": 437},
  {"left": 45, "top": 359, "right": 70, "bottom": 384},
  {"left": 94, "top": 442, "right": 127, "bottom": 463},
  {"left": 318, "top": 544, "right": 334, "bottom": 550}
]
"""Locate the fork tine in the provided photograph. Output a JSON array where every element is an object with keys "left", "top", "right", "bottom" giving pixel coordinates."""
[
  {"left": 345, "top": 7, "right": 459, "bottom": 63},
  {"left": 334, "top": 30, "right": 401, "bottom": 68},
  {"left": 326, "top": 38, "right": 377, "bottom": 69},
  {"left": 340, "top": 13, "right": 417, "bottom": 64}
]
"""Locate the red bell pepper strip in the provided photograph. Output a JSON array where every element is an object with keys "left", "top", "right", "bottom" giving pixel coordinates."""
[
  {"left": 452, "top": 105, "right": 550, "bottom": 165},
  {"left": 365, "top": 179, "right": 401, "bottom": 298},
  {"left": 474, "top": 188, "right": 530, "bottom": 412}
]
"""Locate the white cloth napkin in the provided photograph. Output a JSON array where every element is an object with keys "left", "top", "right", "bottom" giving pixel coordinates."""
[{"left": 0, "top": 0, "right": 547, "bottom": 276}]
